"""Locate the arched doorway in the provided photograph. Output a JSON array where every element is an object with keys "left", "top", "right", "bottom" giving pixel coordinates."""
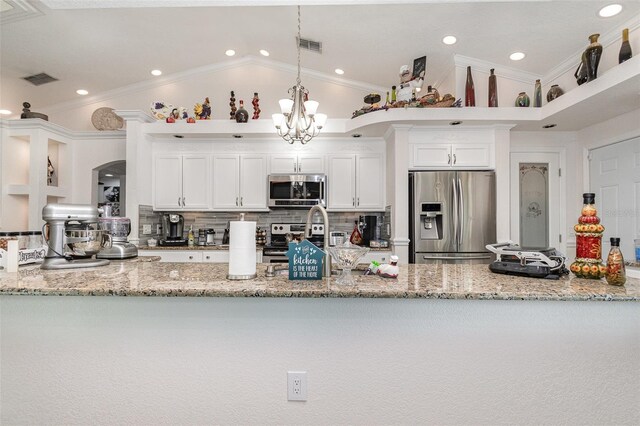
[{"left": 93, "top": 160, "right": 126, "bottom": 217}]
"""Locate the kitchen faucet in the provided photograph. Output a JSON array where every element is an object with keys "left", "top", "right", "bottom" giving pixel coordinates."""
[{"left": 304, "top": 205, "right": 331, "bottom": 277}]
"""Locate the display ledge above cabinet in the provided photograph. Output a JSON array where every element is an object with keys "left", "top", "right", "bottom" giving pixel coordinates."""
[{"left": 130, "top": 57, "right": 640, "bottom": 138}]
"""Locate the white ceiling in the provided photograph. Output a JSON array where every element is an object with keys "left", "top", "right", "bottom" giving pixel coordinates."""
[{"left": 1, "top": 0, "right": 639, "bottom": 116}]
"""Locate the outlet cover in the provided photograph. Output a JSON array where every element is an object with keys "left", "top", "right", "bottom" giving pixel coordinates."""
[
  {"left": 142, "top": 224, "right": 152, "bottom": 235},
  {"left": 287, "top": 371, "right": 307, "bottom": 401}
]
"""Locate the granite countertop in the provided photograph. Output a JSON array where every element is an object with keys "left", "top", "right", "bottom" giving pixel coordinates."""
[{"left": 1, "top": 261, "right": 638, "bottom": 301}]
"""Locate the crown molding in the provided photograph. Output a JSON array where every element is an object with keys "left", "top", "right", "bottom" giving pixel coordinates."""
[
  {"left": 114, "top": 110, "right": 155, "bottom": 123},
  {"left": 543, "top": 16, "right": 640, "bottom": 84},
  {"left": 454, "top": 54, "right": 542, "bottom": 84},
  {"left": 1, "top": 118, "right": 124, "bottom": 140},
  {"left": 1, "top": 0, "right": 43, "bottom": 25},
  {"left": 43, "top": 55, "right": 387, "bottom": 114}
]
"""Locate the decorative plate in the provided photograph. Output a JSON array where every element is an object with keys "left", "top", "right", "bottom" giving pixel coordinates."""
[{"left": 91, "top": 107, "right": 124, "bottom": 131}]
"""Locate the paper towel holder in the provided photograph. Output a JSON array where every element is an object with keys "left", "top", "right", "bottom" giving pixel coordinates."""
[{"left": 227, "top": 212, "right": 258, "bottom": 280}]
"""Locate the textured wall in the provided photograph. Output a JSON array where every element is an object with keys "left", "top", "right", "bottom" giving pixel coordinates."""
[{"left": 1, "top": 296, "right": 638, "bottom": 425}]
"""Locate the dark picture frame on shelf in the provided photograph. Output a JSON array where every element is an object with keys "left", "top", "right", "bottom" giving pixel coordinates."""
[{"left": 104, "top": 186, "right": 120, "bottom": 203}]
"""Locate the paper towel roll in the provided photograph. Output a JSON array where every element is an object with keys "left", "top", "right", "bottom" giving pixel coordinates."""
[{"left": 228, "top": 220, "right": 257, "bottom": 278}]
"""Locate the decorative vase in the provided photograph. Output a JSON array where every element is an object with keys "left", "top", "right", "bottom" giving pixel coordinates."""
[
  {"left": 515, "top": 92, "right": 530, "bottom": 107},
  {"left": 584, "top": 33, "right": 603, "bottom": 82},
  {"left": 533, "top": 79, "right": 542, "bottom": 107},
  {"left": 465, "top": 66, "right": 475, "bottom": 107},
  {"left": 229, "top": 91, "right": 237, "bottom": 120},
  {"left": 488, "top": 68, "right": 498, "bottom": 107},
  {"left": 235, "top": 100, "right": 249, "bottom": 123},
  {"left": 569, "top": 193, "right": 606, "bottom": 279},
  {"left": 574, "top": 52, "right": 588, "bottom": 86},
  {"left": 251, "top": 92, "right": 261, "bottom": 120},
  {"left": 546, "top": 84, "right": 564, "bottom": 102},
  {"left": 605, "top": 237, "right": 626, "bottom": 286},
  {"left": 619, "top": 28, "right": 632, "bottom": 64}
]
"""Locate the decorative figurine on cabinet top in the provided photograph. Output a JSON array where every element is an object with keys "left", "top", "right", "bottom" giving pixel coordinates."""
[
  {"left": 252, "top": 92, "right": 261, "bottom": 120},
  {"left": 396, "top": 56, "right": 425, "bottom": 103},
  {"left": 229, "top": 91, "right": 237, "bottom": 120},
  {"left": 194, "top": 97, "right": 212, "bottom": 120},
  {"left": 515, "top": 92, "right": 530, "bottom": 107},
  {"left": 21, "top": 102, "right": 48, "bottom": 121}
]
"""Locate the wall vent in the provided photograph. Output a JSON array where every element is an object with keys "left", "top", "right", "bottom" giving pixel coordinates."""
[
  {"left": 23, "top": 72, "right": 58, "bottom": 86},
  {"left": 297, "top": 37, "right": 322, "bottom": 54}
]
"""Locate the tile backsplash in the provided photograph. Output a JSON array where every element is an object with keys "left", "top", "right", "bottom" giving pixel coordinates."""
[{"left": 138, "top": 205, "right": 387, "bottom": 245}]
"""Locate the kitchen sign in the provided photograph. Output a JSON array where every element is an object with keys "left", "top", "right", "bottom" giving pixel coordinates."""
[{"left": 286, "top": 240, "right": 325, "bottom": 280}]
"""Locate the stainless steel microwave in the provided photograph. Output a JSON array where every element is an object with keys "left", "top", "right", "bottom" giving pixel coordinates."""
[{"left": 268, "top": 174, "right": 326, "bottom": 208}]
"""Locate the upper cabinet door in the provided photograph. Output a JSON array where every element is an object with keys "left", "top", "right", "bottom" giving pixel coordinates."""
[
  {"left": 297, "top": 155, "right": 325, "bottom": 174},
  {"left": 411, "top": 144, "right": 452, "bottom": 168},
  {"left": 451, "top": 144, "right": 491, "bottom": 168},
  {"left": 212, "top": 155, "right": 240, "bottom": 209},
  {"left": 154, "top": 155, "right": 183, "bottom": 210},
  {"left": 240, "top": 155, "right": 267, "bottom": 209},
  {"left": 356, "top": 154, "right": 384, "bottom": 209},
  {"left": 182, "top": 155, "right": 210, "bottom": 209},
  {"left": 328, "top": 155, "right": 356, "bottom": 210},
  {"left": 270, "top": 154, "right": 297, "bottom": 174}
]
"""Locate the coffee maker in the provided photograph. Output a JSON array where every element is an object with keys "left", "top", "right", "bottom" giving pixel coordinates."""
[
  {"left": 160, "top": 214, "right": 187, "bottom": 246},
  {"left": 359, "top": 215, "right": 380, "bottom": 247},
  {"left": 41, "top": 203, "right": 111, "bottom": 270}
]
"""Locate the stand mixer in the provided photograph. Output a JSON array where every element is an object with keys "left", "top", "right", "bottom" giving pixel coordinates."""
[{"left": 41, "top": 204, "right": 112, "bottom": 270}]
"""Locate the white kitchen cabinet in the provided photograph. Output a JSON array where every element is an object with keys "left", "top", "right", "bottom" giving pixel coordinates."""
[
  {"left": 212, "top": 154, "right": 267, "bottom": 210},
  {"left": 202, "top": 251, "right": 229, "bottom": 263},
  {"left": 270, "top": 154, "right": 324, "bottom": 174},
  {"left": 140, "top": 250, "right": 262, "bottom": 263},
  {"left": 410, "top": 143, "right": 491, "bottom": 169},
  {"left": 328, "top": 154, "right": 384, "bottom": 211},
  {"left": 154, "top": 155, "right": 210, "bottom": 210}
]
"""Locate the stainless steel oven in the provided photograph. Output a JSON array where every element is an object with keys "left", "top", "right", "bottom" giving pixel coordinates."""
[
  {"left": 268, "top": 174, "right": 326, "bottom": 208},
  {"left": 262, "top": 223, "right": 325, "bottom": 264}
]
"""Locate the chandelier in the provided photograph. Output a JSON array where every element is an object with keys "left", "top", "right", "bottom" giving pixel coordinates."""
[{"left": 272, "top": 6, "right": 327, "bottom": 144}]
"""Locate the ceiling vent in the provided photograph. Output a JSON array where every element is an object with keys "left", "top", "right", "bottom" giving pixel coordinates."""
[
  {"left": 23, "top": 72, "right": 58, "bottom": 86},
  {"left": 297, "top": 37, "right": 322, "bottom": 54}
]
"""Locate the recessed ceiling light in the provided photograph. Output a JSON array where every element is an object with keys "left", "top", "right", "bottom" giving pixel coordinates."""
[
  {"left": 232, "top": 134, "right": 243, "bottom": 139},
  {"left": 509, "top": 52, "right": 526, "bottom": 61},
  {"left": 104, "top": 173, "right": 114, "bottom": 177},
  {"left": 259, "top": 49, "right": 269, "bottom": 57},
  {"left": 351, "top": 133, "right": 362, "bottom": 138},
  {"left": 599, "top": 4, "right": 622, "bottom": 17},
  {"left": 151, "top": 69, "right": 162, "bottom": 76},
  {"left": 335, "top": 68, "right": 344, "bottom": 75},
  {"left": 0, "top": 109, "right": 12, "bottom": 115},
  {"left": 76, "top": 89, "right": 88, "bottom": 95},
  {"left": 442, "top": 35, "right": 457, "bottom": 45},
  {"left": 543, "top": 124, "right": 557, "bottom": 129},
  {"left": 449, "top": 121, "right": 462, "bottom": 126},
  {"left": 225, "top": 49, "right": 236, "bottom": 57}
]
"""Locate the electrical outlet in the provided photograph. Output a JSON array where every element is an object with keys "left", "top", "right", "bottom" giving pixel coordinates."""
[
  {"left": 142, "top": 224, "right": 152, "bottom": 235},
  {"left": 156, "top": 224, "right": 162, "bottom": 234},
  {"left": 287, "top": 371, "right": 307, "bottom": 401}
]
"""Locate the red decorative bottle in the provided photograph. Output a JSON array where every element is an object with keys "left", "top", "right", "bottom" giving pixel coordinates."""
[
  {"left": 465, "top": 66, "right": 475, "bottom": 107},
  {"left": 570, "top": 193, "right": 606, "bottom": 279}
]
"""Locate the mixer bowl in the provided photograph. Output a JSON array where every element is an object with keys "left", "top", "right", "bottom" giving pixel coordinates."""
[
  {"left": 65, "top": 229, "right": 112, "bottom": 256},
  {"left": 98, "top": 217, "right": 131, "bottom": 238}
]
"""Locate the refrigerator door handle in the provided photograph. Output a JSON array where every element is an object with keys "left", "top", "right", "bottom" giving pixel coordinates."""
[
  {"left": 458, "top": 178, "right": 464, "bottom": 247},
  {"left": 452, "top": 178, "right": 458, "bottom": 250}
]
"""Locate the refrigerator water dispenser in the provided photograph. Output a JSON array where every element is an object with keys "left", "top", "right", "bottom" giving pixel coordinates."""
[{"left": 420, "top": 202, "right": 442, "bottom": 240}]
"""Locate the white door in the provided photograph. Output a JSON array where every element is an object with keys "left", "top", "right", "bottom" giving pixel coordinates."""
[
  {"left": 154, "top": 155, "right": 183, "bottom": 210},
  {"left": 589, "top": 137, "right": 640, "bottom": 260},
  {"left": 356, "top": 154, "right": 384, "bottom": 209},
  {"left": 510, "top": 152, "right": 561, "bottom": 250},
  {"left": 411, "top": 144, "right": 451, "bottom": 168},
  {"left": 240, "top": 155, "right": 267, "bottom": 209},
  {"left": 452, "top": 144, "right": 491, "bottom": 168},
  {"left": 297, "top": 155, "right": 324, "bottom": 174},
  {"left": 328, "top": 155, "right": 356, "bottom": 210},
  {"left": 270, "top": 154, "right": 297, "bottom": 174},
  {"left": 212, "top": 155, "right": 240, "bottom": 209},
  {"left": 182, "top": 155, "right": 210, "bottom": 209}
]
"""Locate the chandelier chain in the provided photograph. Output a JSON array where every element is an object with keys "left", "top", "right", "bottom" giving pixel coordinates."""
[{"left": 296, "top": 5, "right": 301, "bottom": 85}]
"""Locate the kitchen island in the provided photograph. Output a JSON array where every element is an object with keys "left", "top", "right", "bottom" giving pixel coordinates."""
[
  {"left": 1, "top": 260, "right": 639, "bottom": 300},
  {"left": 1, "top": 260, "right": 638, "bottom": 425}
]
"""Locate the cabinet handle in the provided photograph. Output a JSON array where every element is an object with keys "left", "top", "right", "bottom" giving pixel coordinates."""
[
  {"left": 182, "top": 197, "right": 186, "bottom": 207},
  {"left": 240, "top": 197, "right": 243, "bottom": 206},
  {"left": 357, "top": 197, "right": 360, "bottom": 206},
  {"left": 188, "top": 256, "right": 193, "bottom": 260},
  {"left": 236, "top": 197, "right": 238, "bottom": 206},
  {"left": 352, "top": 197, "right": 355, "bottom": 207},
  {"left": 448, "top": 154, "right": 451, "bottom": 165},
  {"left": 298, "top": 163, "right": 301, "bottom": 172},
  {"left": 178, "top": 197, "right": 181, "bottom": 207},
  {"left": 453, "top": 154, "right": 457, "bottom": 164},
  {"left": 206, "top": 255, "right": 210, "bottom": 260}
]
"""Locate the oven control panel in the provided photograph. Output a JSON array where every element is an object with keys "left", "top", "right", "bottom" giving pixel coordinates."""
[{"left": 271, "top": 223, "right": 324, "bottom": 236}]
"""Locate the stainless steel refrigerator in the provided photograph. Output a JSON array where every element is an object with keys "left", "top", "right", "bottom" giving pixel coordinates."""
[{"left": 409, "top": 171, "right": 496, "bottom": 264}]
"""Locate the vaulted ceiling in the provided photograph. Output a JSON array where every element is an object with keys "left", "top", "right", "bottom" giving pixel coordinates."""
[{"left": 1, "top": 0, "right": 639, "bottom": 117}]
